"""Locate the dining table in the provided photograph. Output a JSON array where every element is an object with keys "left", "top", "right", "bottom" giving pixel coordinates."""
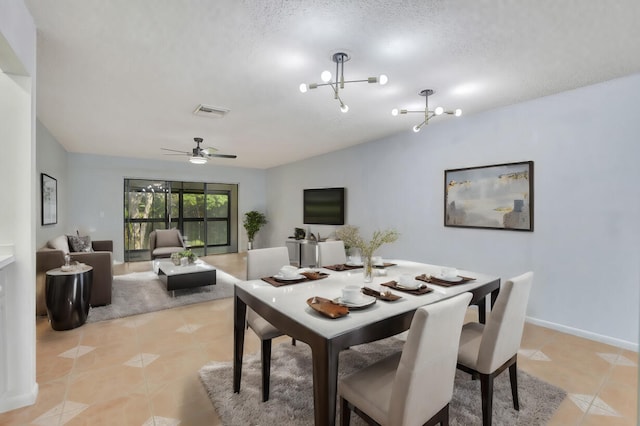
[{"left": 233, "top": 259, "right": 500, "bottom": 426}]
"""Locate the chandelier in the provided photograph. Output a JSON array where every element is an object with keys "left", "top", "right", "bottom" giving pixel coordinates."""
[
  {"left": 392, "top": 89, "right": 461, "bottom": 132},
  {"left": 299, "top": 52, "right": 388, "bottom": 113}
]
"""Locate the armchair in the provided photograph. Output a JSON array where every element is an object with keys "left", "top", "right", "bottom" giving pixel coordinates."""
[{"left": 149, "top": 229, "right": 186, "bottom": 259}]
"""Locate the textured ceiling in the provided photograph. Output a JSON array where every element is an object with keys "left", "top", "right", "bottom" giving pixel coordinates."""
[{"left": 24, "top": 0, "right": 640, "bottom": 169}]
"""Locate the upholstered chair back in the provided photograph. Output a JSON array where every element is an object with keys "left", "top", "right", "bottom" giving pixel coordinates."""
[
  {"left": 476, "top": 271, "right": 533, "bottom": 373},
  {"left": 247, "top": 247, "right": 290, "bottom": 280},
  {"left": 388, "top": 292, "right": 472, "bottom": 424},
  {"left": 317, "top": 241, "right": 347, "bottom": 267}
]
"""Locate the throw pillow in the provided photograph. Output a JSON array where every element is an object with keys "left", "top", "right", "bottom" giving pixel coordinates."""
[
  {"left": 68, "top": 235, "right": 92, "bottom": 252},
  {"left": 47, "top": 235, "right": 70, "bottom": 253}
]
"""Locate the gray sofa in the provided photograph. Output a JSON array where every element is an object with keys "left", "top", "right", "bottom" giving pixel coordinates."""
[{"left": 36, "top": 235, "right": 113, "bottom": 316}]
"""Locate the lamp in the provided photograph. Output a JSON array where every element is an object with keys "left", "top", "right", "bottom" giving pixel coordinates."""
[
  {"left": 300, "top": 52, "right": 387, "bottom": 113},
  {"left": 189, "top": 156, "right": 207, "bottom": 165},
  {"left": 391, "top": 89, "right": 461, "bottom": 132}
]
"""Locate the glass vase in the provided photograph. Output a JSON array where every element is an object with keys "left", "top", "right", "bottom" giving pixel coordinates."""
[{"left": 363, "top": 255, "right": 373, "bottom": 283}]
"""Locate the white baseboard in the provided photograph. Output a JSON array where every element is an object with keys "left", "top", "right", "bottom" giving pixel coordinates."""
[
  {"left": 0, "top": 382, "right": 38, "bottom": 414},
  {"left": 526, "top": 316, "right": 638, "bottom": 352}
]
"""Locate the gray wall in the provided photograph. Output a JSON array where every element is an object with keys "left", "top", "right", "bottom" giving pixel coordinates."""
[
  {"left": 266, "top": 74, "right": 640, "bottom": 349},
  {"left": 36, "top": 119, "right": 68, "bottom": 246},
  {"left": 64, "top": 154, "right": 268, "bottom": 262}
]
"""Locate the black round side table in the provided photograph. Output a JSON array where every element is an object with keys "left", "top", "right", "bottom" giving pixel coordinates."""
[{"left": 45, "top": 265, "right": 93, "bottom": 331}]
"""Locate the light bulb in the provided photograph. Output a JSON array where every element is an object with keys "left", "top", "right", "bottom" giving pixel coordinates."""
[
  {"left": 391, "top": 108, "right": 399, "bottom": 116},
  {"left": 340, "top": 103, "right": 349, "bottom": 113},
  {"left": 435, "top": 106, "right": 444, "bottom": 115},
  {"left": 378, "top": 74, "right": 388, "bottom": 85},
  {"left": 413, "top": 124, "right": 421, "bottom": 133},
  {"left": 321, "top": 70, "right": 332, "bottom": 82},
  {"left": 455, "top": 108, "right": 462, "bottom": 117},
  {"left": 299, "top": 83, "right": 308, "bottom": 93}
]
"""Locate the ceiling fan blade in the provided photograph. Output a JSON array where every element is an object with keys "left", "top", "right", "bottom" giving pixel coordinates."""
[
  {"left": 207, "top": 153, "right": 237, "bottom": 159},
  {"left": 161, "top": 147, "right": 189, "bottom": 154},
  {"left": 201, "top": 147, "right": 219, "bottom": 155},
  {"left": 163, "top": 153, "right": 189, "bottom": 156}
]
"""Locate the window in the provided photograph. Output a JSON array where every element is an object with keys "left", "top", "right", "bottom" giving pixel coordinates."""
[{"left": 124, "top": 179, "right": 238, "bottom": 261}]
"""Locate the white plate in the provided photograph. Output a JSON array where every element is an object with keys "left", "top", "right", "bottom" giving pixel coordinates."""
[
  {"left": 396, "top": 280, "right": 423, "bottom": 290},
  {"left": 345, "top": 261, "right": 363, "bottom": 267},
  {"left": 274, "top": 273, "right": 305, "bottom": 281},
  {"left": 439, "top": 275, "right": 463, "bottom": 282},
  {"left": 333, "top": 294, "right": 376, "bottom": 309}
]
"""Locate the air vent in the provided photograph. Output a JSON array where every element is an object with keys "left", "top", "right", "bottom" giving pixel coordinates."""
[{"left": 193, "top": 104, "right": 230, "bottom": 118}]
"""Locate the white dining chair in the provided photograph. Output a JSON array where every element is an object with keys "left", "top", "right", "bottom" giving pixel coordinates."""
[
  {"left": 246, "top": 246, "right": 294, "bottom": 402},
  {"left": 456, "top": 271, "right": 533, "bottom": 426},
  {"left": 317, "top": 240, "right": 347, "bottom": 267},
  {"left": 338, "top": 292, "right": 473, "bottom": 426}
]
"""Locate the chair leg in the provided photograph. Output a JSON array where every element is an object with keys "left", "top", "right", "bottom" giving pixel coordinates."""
[
  {"left": 261, "top": 338, "right": 272, "bottom": 402},
  {"left": 509, "top": 361, "right": 519, "bottom": 411},
  {"left": 340, "top": 396, "right": 351, "bottom": 426},
  {"left": 291, "top": 338, "right": 296, "bottom": 346},
  {"left": 479, "top": 373, "right": 494, "bottom": 426},
  {"left": 424, "top": 404, "right": 449, "bottom": 426}
]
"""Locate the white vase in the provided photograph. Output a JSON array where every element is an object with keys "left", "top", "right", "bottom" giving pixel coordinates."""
[{"left": 248, "top": 241, "right": 253, "bottom": 250}]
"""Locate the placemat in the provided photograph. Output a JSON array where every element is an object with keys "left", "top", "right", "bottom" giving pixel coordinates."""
[
  {"left": 261, "top": 272, "right": 329, "bottom": 287},
  {"left": 362, "top": 287, "right": 402, "bottom": 301},
  {"left": 373, "top": 262, "right": 397, "bottom": 269},
  {"left": 323, "top": 264, "right": 363, "bottom": 271},
  {"left": 381, "top": 280, "right": 433, "bottom": 295},
  {"left": 415, "top": 274, "right": 475, "bottom": 287}
]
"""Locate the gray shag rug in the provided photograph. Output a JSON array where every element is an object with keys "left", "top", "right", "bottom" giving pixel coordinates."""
[
  {"left": 86, "top": 269, "right": 236, "bottom": 323},
  {"left": 200, "top": 338, "right": 566, "bottom": 425}
]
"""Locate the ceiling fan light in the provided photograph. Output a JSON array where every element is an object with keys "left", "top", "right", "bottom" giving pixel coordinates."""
[
  {"left": 321, "top": 70, "right": 332, "bottom": 82},
  {"left": 391, "top": 108, "right": 399, "bottom": 116},
  {"left": 340, "top": 103, "right": 349, "bottom": 113},
  {"left": 189, "top": 156, "right": 207, "bottom": 165},
  {"left": 299, "top": 83, "right": 308, "bottom": 93},
  {"left": 413, "top": 124, "right": 422, "bottom": 133},
  {"left": 455, "top": 108, "right": 462, "bottom": 117},
  {"left": 434, "top": 106, "right": 444, "bottom": 115},
  {"left": 378, "top": 74, "right": 388, "bottom": 85}
]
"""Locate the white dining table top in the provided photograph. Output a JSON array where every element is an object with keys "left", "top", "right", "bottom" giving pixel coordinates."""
[{"left": 234, "top": 260, "right": 499, "bottom": 340}]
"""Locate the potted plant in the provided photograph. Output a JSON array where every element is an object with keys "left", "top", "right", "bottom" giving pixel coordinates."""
[
  {"left": 243, "top": 210, "right": 268, "bottom": 250},
  {"left": 335, "top": 225, "right": 399, "bottom": 282}
]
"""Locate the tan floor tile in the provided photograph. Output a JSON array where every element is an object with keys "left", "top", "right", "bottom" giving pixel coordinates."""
[
  {"left": 148, "top": 375, "right": 217, "bottom": 421},
  {"left": 137, "top": 329, "right": 200, "bottom": 355},
  {"left": 609, "top": 363, "right": 639, "bottom": 388},
  {"left": 546, "top": 396, "right": 585, "bottom": 426},
  {"left": 0, "top": 377, "right": 68, "bottom": 425},
  {"left": 595, "top": 380, "right": 638, "bottom": 420},
  {"left": 581, "top": 414, "right": 637, "bottom": 426},
  {"left": 65, "top": 391, "right": 152, "bottom": 426},
  {"left": 66, "top": 364, "right": 147, "bottom": 405},
  {"left": 143, "top": 347, "right": 210, "bottom": 388},
  {"left": 36, "top": 352, "right": 76, "bottom": 383},
  {"left": 79, "top": 321, "right": 139, "bottom": 347},
  {"left": 72, "top": 341, "right": 144, "bottom": 373},
  {"left": 520, "top": 322, "right": 559, "bottom": 349}
]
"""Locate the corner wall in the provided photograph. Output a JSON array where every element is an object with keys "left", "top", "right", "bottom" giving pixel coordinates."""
[{"left": 266, "top": 74, "right": 640, "bottom": 349}]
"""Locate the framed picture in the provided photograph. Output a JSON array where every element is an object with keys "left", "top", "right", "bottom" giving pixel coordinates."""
[
  {"left": 41, "top": 173, "right": 57, "bottom": 225},
  {"left": 444, "top": 161, "right": 533, "bottom": 231}
]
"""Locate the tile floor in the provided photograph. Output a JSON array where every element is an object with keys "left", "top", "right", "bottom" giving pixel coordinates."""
[{"left": 1, "top": 253, "right": 637, "bottom": 425}]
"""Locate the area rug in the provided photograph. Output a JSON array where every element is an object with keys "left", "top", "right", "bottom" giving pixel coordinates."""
[
  {"left": 199, "top": 338, "right": 566, "bottom": 425},
  {"left": 86, "top": 269, "right": 237, "bottom": 323}
]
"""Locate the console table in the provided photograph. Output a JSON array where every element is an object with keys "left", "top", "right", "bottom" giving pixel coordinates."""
[
  {"left": 285, "top": 238, "right": 318, "bottom": 267},
  {"left": 46, "top": 265, "right": 93, "bottom": 330}
]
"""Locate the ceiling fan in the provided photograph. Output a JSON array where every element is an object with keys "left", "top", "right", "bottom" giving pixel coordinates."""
[{"left": 161, "top": 137, "right": 237, "bottom": 164}]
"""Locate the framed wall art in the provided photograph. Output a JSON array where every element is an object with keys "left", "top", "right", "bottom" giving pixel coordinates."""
[
  {"left": 41, "top": 173, "right": 57, "bottom": 225},
  {"left": 444, "top": 161, "right": 533, "bottom": 231}
]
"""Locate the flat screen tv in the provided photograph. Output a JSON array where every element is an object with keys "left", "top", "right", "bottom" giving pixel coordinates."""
[{"left": 303, "top": 187, "right": 345, "bottom": 225}]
